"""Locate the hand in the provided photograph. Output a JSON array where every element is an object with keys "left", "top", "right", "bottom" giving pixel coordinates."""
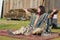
[{"left": 52, "top": 9, "right": 57, "bottom": 13}]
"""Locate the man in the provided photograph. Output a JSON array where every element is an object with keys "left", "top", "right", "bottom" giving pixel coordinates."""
[{"left": 8, "top": 5, "right": 48, "bottom": 35}]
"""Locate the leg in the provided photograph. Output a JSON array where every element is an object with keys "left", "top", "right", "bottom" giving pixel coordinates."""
[
  {"left": 13, "top": 13, "right": 36, "bottom": 34},
  {"left": 8, "top": 13, "right": 36, "bottom": 35},
  {"left": 35, "top": 13, "right": 48, "bottom": 28},
  {"left": 8, "top": 27, "right": 27, "bottom": 35},
  {"left": 32, "top": 13, "right": 48, "bottom": 34},
  {"left": 41, "top": 19, "right": 52, "bottom": 36},
  {"left": 29, "top": 13, "right": 36, "bottom": 27},
  {"left": 45, "top": 18, "right": 50, "bottom": 32},
  {"left": 52, "top": 19, "right": 57, "bottom": 29},
  {"left": 12, "top": 27, "right": 27, "bottom": 34}
]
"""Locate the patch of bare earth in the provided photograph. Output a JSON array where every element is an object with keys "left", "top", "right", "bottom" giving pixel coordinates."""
[{"left": 0, "top": 30, "right": 60, "bottom": 40}]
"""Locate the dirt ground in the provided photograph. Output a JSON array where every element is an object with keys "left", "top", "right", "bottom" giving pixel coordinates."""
[{"left": 0, "top": 30, "right": 60, "bottom": 40}]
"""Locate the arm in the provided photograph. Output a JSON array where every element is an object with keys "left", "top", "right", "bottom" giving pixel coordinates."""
[
  {"left": 48, "top": 12, "right": 54, "bottom": 18},
  {"left": 48, "top": 9, "right": 57, "bottom": 18},
  {"left": 33, "top": 15, "right": 40, "bottom": 28},
  {"left": 33, "top": 7, "right": 41, "bottom": 28}
]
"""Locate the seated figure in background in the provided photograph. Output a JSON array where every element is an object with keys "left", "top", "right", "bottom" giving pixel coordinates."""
[{"left": 42, "top": 9, "right": 58, "bottom": 36}]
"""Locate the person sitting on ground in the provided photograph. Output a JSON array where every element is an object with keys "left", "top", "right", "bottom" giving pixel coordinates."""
[
  {"left": 8, "top": 6, "right": 58, "bottom": 36},
  {"left": 7, "top": 6, "right": 58, "bottom": 36},
  {"left": 7, "top": 5, "right": 48, "bottom": 35},
  {"left": 42, "top": 9, "right": 58, "bottom": 36}
]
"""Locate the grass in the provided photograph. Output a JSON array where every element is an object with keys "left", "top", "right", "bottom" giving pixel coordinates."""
[
  {"left": 0, "top": 36, "right": 20, "bottom": 40},
  {"left": 0, "top": 19, "right": 30, "bottom": 40},
  {"left": 0, "top": 20, "right": 29, "bottom": 30},
  {"left": 0, "top": 19, "right": 60, "bottom": 40},
  {"left": 52, "top": 38, "right": 60, "bottom": 40},
  {"left": 51, "top": 29, "right": 60, "bottom": 33},
  {"left": 51, "top": 29, "right": 60, "bottom": 40}
]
